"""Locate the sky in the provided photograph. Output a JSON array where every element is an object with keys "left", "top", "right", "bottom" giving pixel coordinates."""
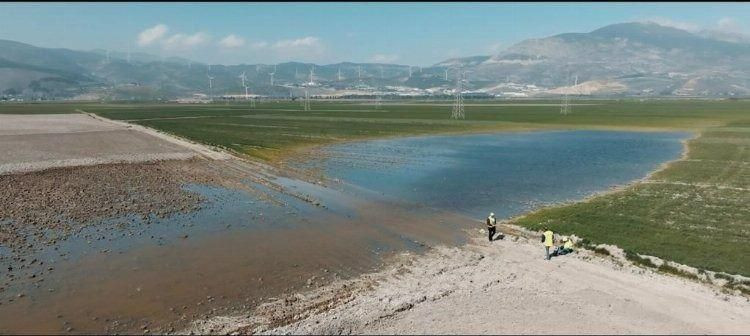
[{"left": 0, "top": 2, "right": 749, "bottom": 66}]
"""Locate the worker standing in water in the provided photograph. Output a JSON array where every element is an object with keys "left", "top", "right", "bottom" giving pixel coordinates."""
[
  {"left": 486, "top": 212, "right": 497, "bottom": 242},
  {"left": 542, "top": 227, "right": 554, "bottom": 260}
]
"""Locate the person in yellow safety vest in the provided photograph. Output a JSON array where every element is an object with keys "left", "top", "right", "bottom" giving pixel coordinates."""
[
  {"left": 563, "top": 238, "right": 574, "bottom": 253},
  {"left": 541, "top": 227, "right": 554, "bottom": 260},
  {"left": 553, "top": 237, "right": 575, "bottom": 256},
  {"left": 486, "top": 212, "right": 497, "bottom": 242}
]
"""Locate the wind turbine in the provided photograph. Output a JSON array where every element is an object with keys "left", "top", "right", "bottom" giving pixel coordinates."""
[
  {"left": 358, "top": 66, "right": 362, "bottom": 80},
  {"left": 445, "top": 68, "right": 449, "bottom": 81},
  {"left": 207, "top": 74, "right": 214, "bottom": 101},
  {"left": 309, "top": 65, "right": 315, "bottom": 85},
  {"left": 338, "top": 67, "right": 342, "bottom": 81},
  {"left": 239, "top": 71, "right": 248, "bottom": 99},
  {"left": 239, "top": 71, "right": 255, "bottom": 108},
  {"left": 269, "top": 65, "right": 276, "bottom": 86},
  {"left": 408, "top": 66, "right": 412, "bottom": 78}
]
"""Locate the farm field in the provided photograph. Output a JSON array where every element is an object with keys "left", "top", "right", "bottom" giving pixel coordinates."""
[
  {"left": 2, "top": 99, "right": 750, "bottom": 278},
  {"left": 52, "top": 99, "right": 750, "bottom": 161}
]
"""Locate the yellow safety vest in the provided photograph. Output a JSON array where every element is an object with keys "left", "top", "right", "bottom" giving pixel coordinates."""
[
  {"left": 543, "top": 230, "right": 554, "bottom": 247},
  {"left": 564, "top": 240, "right": 573, "bottom": 250}
]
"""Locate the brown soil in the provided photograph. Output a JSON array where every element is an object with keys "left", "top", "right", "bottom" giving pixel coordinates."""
[{"left": 0, "top": 159, "right": 233, "bottom": 254}]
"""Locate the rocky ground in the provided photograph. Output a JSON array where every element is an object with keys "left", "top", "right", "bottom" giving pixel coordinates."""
[
  {"left": 0, "top": 159, "right": 232, "bottom": 254},
  {"left": 183, "top": 227, "right": 750, "bottom": 335}
]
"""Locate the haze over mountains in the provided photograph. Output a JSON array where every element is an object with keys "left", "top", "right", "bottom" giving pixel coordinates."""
[{"left": 2, "top": 21, "right": 750, "bottom": 100}]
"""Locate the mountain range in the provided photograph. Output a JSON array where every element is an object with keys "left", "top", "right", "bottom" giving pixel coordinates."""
[{"left": 1, "top": 21, "right": 749, "bottom": 100}]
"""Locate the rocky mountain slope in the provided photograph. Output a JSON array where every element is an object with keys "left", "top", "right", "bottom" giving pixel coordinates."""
[{"left": 456, "top": 22, "right": 750, "bottom": 97}]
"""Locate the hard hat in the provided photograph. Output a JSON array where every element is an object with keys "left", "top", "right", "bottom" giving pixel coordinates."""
[
  {"left": 490, "top": 212, "right": 495, "bottom": 217},
  {"left": 562, "top": 237, "right": 568, "bottom": 242}
]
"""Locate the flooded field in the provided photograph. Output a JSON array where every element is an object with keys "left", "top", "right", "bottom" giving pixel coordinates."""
[
  {"left": 307, "top": 130, "right": 690, "bottom": 219},
  {"left": 0, "top": 130, "right": 689, "bottom": 334}
]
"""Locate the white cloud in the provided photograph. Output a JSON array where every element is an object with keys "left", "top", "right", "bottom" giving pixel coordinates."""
[
  {"left": 240, "top": 36, "right": 326, "bottom": 61},
  {"left": 137, "top": 24, "right": 168, "bottom": 46},
  {"left": 487, "top": 42, "right": 504, "bottom": 54},
  {"left": 643, "top": 16, "right": 747, "bottom": 36},
  {"left": 370, "top": 54, "right": 399, "bottom": 63},
  {"left": 269, "top": 36, "right": 326, "bottom": 60},
  {"left": 250, "top": 41, "right": 268, "bottom": 49},
  {"left": 717, "top": 17, "right": 743, "bottom": 34},
  {"left": 272, "top": 36, "right": 321, "bottom": 49},
  {"left": 163, "top": 32, "right": 210, "bottom": 50},
  {"left": 219, "top": 34, "right": 246, "bottom": 48},
  {"left": 644, "top": 17, "right": 700, "bottom": 32}
]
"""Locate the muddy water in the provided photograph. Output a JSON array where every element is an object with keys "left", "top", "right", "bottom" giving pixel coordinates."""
[
  {"left": 0, "top": 130, "right": 688, "bottom": 334},
  {"left": 0, "top": 175, "right": 467, "bottom": 334}
]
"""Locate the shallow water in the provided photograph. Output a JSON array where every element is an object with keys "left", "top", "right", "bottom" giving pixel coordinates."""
[
  {"left": 0, "top": 168, "right": 462, "bottom": 334},
  {"left": 0, "top": 130, "right": 690, "bottom": 333},
  {"left": 311, "top": 130, "right": 690, "bottom": 219}
]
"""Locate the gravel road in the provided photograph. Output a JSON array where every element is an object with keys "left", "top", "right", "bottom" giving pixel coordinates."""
[{"left": 185, "top": 233, "right": 750, "bottom": 335}]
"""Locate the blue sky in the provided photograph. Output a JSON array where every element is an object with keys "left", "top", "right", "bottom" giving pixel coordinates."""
[{"left": 0, "top": 2, "right": 748, "bottom": 66}]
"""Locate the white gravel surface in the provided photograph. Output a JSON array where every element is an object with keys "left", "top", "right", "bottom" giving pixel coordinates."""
[{"left": 185, "top": 233, "right": 750, "bottom": 335}]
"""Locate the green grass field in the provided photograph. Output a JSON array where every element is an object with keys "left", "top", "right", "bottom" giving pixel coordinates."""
[
  {"left": 516, "top": 122, "right": 750, "bottom": 276},
  {"left": 2, "top": 99, "right": 749, "bottom": 276},
  {"left": 27, "top": 99, "right": 748, "bottom": 160}
]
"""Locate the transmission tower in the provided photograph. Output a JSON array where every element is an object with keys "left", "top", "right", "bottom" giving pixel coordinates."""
[
  {"left": 303, "top": 90, "right": 311, "bottom": 111},
  {"left": 451, "top": 70, "right": 465, "bottom": 120},
  {"left": 560, "top": 71, "right": 571, "bottom": 115},
  {"left": 375, "top": 93, "right": 382, "bottom": 110}
]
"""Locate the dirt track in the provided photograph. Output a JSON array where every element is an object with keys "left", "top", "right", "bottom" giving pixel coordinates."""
[
  {"left": 185, "top": 232, "right": 750, "bottom": 335},
  {"left": 0, "top": 113, "right": 212, "bottom": 175}
]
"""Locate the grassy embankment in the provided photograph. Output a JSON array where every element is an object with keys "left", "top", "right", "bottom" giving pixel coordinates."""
[{"left": 2, "top": 99, "right": 749, "bottom": 278}]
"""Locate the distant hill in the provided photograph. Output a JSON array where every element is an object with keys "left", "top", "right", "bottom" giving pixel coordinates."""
[
  {"left": 0, "top": 39, "right": 444, "bottom": 99},
  {"left": 445, "top": 22, "right": 750, "bottom": 97},
  {"left": 2, "top": 22, "right": 750, "bottom": 99}
]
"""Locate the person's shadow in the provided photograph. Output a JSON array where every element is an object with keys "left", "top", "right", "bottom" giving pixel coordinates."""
[
  {"left": 549, "top": 247, "right": 571, "bottom": 258},
  {"left": 490, "top": 232, "right": 505, "bottom": 241}
]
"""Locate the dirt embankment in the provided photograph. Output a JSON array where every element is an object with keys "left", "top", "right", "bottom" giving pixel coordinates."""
[{"left": 183, "top": 231, "right": 750, "bottom": 335}]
